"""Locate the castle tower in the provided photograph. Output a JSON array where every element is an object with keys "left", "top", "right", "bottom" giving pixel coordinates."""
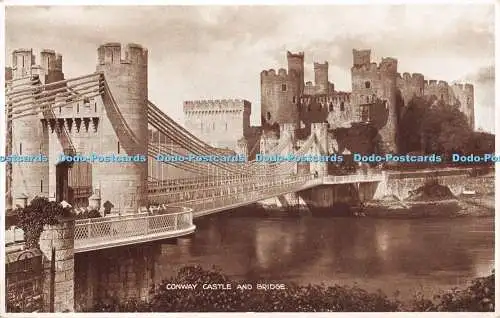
[
  {"left": 451, "top": 83, "right": 475, "bottom": 129},
  {"left": 9, "top": 49, "right": 56, "bottom": 205},
  {"left": 351, "top": 49, "right": 399, "bottom": 153},
  {"left": 260, "top": 52, "right": 304, "bottom": 127},
  {"left": 463, "top": 84, "right": 474, "bottom": 129},
  {"left": 260, "top": 68, "right": 301, "bottom": 126},
  {"left": 314, "top": 62, "right": 329, "bottom": 94},
  {"left": 287, "top": 51, "right": 305, "bottom": 94},
  {"left": 94, "top": 43, "right": 148, "bottom": 212}
]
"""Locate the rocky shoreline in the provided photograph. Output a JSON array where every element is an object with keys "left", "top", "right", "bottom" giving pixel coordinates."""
[
  {"left": 255, "top": 194, "right": 494, "bottom": 219},
  {"left": 360, "top": 194, "right": 494, "bottom": 218}
]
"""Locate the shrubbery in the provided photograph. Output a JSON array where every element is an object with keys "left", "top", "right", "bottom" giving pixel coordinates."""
[
  {"left": 74, "top": 209, "right": 101, "bottom": 219},
  {"left": 91, "top": 266, "right": 494, "bottom": 312},
  {"left": 16, "top": 196, "right": 73, "bottom": 248}
]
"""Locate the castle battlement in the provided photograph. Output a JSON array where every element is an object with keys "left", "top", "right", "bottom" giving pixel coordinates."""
[
  {"left": 314, "top": 62, "right": 328, "bottom": 69},
  {"left": 378, "top": 57, "right": 398, "bottom": 73},
  {"left": 351, "top": 49, "right": 398, "bottom": 74},
  {"left": 11, "top": 48, "right": 63, "bottom": 71},
  {"left": 452, "top": 82, "right": 474, "bottom": 92},
  {"left": 425, "top": 80, "right": 449, "bottom": 88},
  {"left": 10, "top": 48, "right": 64, "bottom": 81},
  {"left": 97, "top": 43, "right": 148, "bottom": 66},
  {"left": 183, "top": 99, "right": 250, "bottom": 111},
  {"left": 287, "top": 51, "right": 305, "bottom": 59},
  {"left": 299, "top": 91, "right": 351, "bottom": 106},
  {"left": 399, "top": 72, "right": 424, "bottom": 81},
  {"left": 260, "top": 68, "right": 291, "bottom": 79}
]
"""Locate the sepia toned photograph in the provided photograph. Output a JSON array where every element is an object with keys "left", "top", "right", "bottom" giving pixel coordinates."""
[{"left": 3, "top": 4, "right": 495, "bottom": 313}]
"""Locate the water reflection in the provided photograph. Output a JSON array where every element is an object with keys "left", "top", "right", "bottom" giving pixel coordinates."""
[{"left": 75, "top": 212, "right": 494, "bottom": 308}]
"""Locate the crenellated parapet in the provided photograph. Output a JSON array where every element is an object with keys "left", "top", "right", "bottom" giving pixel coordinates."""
[
  {"left": 398, "top": 72, "right": 425, "bottom": 85},
  {"left": 97, "top": 43, "right": 148, "bottom": 66},
  {"left": 451, "top": 82, "right": 474, "bottom": 94},
  {"left": 351, "top": 49, "right": 398, "bottom": 76},
  {"left": 352, "top": 49, "right": 371, "bottom": 67},
  {"left": 299, "top": 92, "right": 351, "bottom": 109},
  {"left": 11, "top": 48, "right": 65, "bottom": 82},
  {"left": 260, "top": 68, "right": 292, "bottom": 80},
  {"left": 424, "top": 79, "right": 449, "bottom": 89},
  {"left": 183, "top": 99, "right": 251, "bottom": 113}
]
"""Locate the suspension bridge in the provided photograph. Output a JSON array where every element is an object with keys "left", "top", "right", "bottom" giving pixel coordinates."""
[{"left": 5, "top": 43, "right": 385, "bottom": 252}]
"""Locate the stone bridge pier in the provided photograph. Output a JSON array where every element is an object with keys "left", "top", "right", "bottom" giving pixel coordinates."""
[{"left": 265, "top": 168, "right": 478, "bottom": 215}]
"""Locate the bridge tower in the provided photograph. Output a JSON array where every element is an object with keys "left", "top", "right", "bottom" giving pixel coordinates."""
[
  {"left": 9, "top": 49, "right": 64, "bottom": 206},
  {"left": 95, "top": 43, "right": 148, "bottom": 213}
]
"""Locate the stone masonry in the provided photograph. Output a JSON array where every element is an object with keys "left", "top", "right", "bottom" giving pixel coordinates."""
[{"left": 38, "top": 218, "right": 75, "bottom": 312}]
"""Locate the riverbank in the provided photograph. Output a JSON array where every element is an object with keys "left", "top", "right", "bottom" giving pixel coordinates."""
[
  {"left": 253, "top": 192, "right": 494, "bottom": 219},
  {"left": 83, "top": 266, "right": 494, "bottom": 312},
  {"left": 361, "top": 193, "right": 494, "bottom": 218}
]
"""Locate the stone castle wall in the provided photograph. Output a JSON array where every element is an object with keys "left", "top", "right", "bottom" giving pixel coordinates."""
[{"left": 183, "top": 99, "right": 251, "bottom": 152}]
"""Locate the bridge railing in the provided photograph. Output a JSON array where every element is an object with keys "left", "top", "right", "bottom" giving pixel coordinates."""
[
  {"left": 322, "top": 173, "right": 386, "bottom": 183},
  {"left": 74, "top": 207, "right": 194, "bottom": 248},
  {"left": 147, "top": 171, "right": 386, "bottom": 205},
  {"left": 183, "top": 174, "right": 318, "bottom": 213},
  {"left": 148, "top": 173, "right": 297, "bottom": 204},
  {"left": 147, "top": 171, "right": 294, "bottom": 192},
  {"left": 148, "top": 173, "right": 309, "bottom": 204}
]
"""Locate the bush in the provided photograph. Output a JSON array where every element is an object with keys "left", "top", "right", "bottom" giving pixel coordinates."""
[
  {"left": 75, "top": 209, "right": 101, "bottom": 220},
  {"left": 430, "top": 272, "right": 494, "bottom": 312},
  {"left": 16, "top": 197, "right": 73, "bottom": 249},
  {"left": 91, "top": 266, "right": 494, "bottom": 312}
]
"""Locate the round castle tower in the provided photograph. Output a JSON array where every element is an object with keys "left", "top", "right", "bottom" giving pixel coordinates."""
[
  {"left": 351, "top": 49, "right": 399, "bottom": 153},
  {"left": 94, "top": 43, "right": 148, "bottom": 212},
  {"left": 260, "top": 51, "right": 304, "bottom": 127},
  {"left": 9, "top": 49, "right": 64, "bottom": 205}
]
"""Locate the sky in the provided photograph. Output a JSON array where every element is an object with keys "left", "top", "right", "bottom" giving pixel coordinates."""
[{"left": 5, "top": 5, "right": 496, "bottom": 132}]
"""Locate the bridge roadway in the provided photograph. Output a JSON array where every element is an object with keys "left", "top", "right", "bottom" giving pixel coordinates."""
[{"left": 73, "top": 172, "right": 385, "bottom": 252}]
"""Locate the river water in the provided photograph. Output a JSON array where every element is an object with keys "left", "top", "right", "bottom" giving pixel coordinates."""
[
  {"left": 154, "top": 211, "right": 494, "bottom": 300},
  {"left": 75, "top": 210, "right": 494, "bottom": 309}
]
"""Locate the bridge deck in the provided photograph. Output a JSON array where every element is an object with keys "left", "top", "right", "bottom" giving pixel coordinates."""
[{"left": 74, "top": 207, "right": 195, "bottom": 253}]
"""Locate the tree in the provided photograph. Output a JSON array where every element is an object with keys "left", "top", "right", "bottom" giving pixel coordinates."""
[
  {"left": 398, "top": 97, "right": 428, "bottom": 153},
  {"left": 399, "top": 97, "right": 475, "bottom": 160}
]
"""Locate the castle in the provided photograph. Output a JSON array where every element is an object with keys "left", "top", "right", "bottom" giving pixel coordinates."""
[
  {"left": 184, "top": 49, "right": 475, "bottom": 156},
  {"left": 259, "top": 49, "right": 475, "bottom": 154}
]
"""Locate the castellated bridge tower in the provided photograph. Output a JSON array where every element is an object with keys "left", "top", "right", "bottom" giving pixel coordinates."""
[
  {"left": 9, "top": 48, "right": 64, "bottom": 206},
  {"left": 351, "top": 49, "right": 399, "bottom": 153},
  {"left": 95, "top": 43, "right": 148, "bottom": 212},
  {"left": 260, "top": 51, "right": 304, "bottom": 128}
]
